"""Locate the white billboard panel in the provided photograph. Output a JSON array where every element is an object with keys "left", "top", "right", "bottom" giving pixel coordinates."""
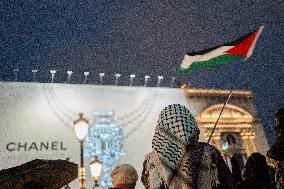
[{"left": 0, "top": 82, "right": 192, "bottom": 189}]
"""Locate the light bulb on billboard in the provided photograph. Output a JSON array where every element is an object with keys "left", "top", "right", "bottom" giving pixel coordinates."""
[
  {"left": 157, "top": 76, "right": 163, "bottom": 87},
  {"left": 99, "top": 73, "right": 105, "bottom": 85},
  {"left": 84, "top": 72, "right": 89, "bottom": 84},
  {"left": 50, "top": 70, "right": 57, "bottom": 83},
  {"left": 144, "top": 75, "right": 150, "bottom": 86},
  {"left": 115, "top": 74, "right": 121, "bottom": 86},
  {"left": 129, "top": 74, "right": 135, "bottom": 86},
  {"left": 31, "top": 69, "right": 38, "bottom": 82},
  {"left": 67, "top": 71, "right": 73, "bottom": 83}
]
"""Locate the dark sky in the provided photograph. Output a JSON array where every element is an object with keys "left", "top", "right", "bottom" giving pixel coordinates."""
[{"left": 0, "top": 0, "right": 283, "bottom": 145}]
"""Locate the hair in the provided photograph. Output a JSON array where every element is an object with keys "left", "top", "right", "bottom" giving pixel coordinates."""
[
  {"left": 227, "top": 134, "right": 236, "bottom": 145},
  {"left": 111, "top": 164, "right": 138, "bottom": 189},
  {"left": 245, "top": 153, "right": 270, "bottom": 179}
]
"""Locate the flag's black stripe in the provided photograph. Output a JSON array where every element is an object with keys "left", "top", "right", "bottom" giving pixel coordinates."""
[{"left": 186, "top": 29, "right": 256, "bottom": 56}]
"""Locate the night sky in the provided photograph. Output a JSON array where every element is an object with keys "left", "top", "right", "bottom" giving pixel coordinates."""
[{"left": 0, "top": 0, "right": 283, "bottom": 145}]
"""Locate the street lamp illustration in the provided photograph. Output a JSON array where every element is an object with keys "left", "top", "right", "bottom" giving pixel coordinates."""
[
  {"left": 74, "top": 113, "right": 89, "bottom": 189},
  {"left": 90, "top": 159, "right": 102, "bottom": 189}
]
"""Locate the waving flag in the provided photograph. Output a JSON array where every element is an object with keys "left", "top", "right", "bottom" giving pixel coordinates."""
[{"left": 178, "top": 26, "right": 264, "bottom": 74}]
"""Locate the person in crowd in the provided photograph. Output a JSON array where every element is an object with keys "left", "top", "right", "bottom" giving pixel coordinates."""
[
  {"left": 223, "top": 133, "right": 244, "bottom": 183},
  {"left": 141, "top": 104, "right": 238, "bottom": 189},
  {"left": 230, "top": 152, "right": 244, "bottom": 183},
  {"left": 241, "top": 168, "right": 248, "bottom": 181},
  {"left": 267, "top": 107, "right": 284, "bottom": 189},
  {"left": 238, "top": 153, "right": 276, "bottom": 189},
  {"left": 110, "top": 163, "right": 138, "bottom": 189}
]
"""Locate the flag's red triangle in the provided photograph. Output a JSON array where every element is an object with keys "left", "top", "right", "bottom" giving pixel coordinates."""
[{"left": 225, "top": 29, "right": 259, "bottom": 57}]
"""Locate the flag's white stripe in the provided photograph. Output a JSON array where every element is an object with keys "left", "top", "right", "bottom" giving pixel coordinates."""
[
  {"left": 180, "top": 46, "right": 233, "bottom": 69},
  {"left": 245, "top": 26, "right": 264, "bottom": 60}
]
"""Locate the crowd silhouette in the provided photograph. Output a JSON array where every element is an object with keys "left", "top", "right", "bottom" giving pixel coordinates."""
[{"left": 108, "top": 105, "right": 283, "bottom": 189}]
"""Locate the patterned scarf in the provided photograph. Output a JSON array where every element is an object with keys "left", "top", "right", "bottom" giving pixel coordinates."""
[{"left": 151, "top": 104, "right": 217, "bottom": 189}]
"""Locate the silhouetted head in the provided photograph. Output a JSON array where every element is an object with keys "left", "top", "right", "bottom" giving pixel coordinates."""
[{"left": 245, "top": 153, "right": 269, "bottom": 178}]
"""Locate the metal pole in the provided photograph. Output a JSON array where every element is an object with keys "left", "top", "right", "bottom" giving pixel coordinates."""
[
  {"left": 207, "top": 90, "right": 233, "bottom": 143},
  {"left": 79, "top": 140, "right": 86, "bottom": 189},
  {"left": 93, "top": 179, "right": 99, "bottom": 189},
  {"left": 206, "top": 59, "right": 247, "bottom": 144},
  {"left": 80, "top": 141, "right": 84, "bottom": 167}
]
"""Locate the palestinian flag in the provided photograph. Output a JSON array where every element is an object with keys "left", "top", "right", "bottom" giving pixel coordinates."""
[{"left": 178, "top": 26, "right": 264, "bottom": 74}]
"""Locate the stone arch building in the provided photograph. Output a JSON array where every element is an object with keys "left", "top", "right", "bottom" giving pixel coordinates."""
[{"left": 184, "top": 88, "right": 269, "bottom": 158}]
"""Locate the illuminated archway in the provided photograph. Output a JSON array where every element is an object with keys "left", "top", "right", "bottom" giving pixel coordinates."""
[{"left": 197, "top": 104, "right": 256, "bottom": 158}]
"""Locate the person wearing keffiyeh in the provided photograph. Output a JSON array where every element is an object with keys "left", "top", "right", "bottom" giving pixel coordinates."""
[{"left": 141, "top": 104, "right": 238, "bottom": 189}]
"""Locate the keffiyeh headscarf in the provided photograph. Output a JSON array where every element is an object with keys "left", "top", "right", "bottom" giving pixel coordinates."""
[
  {"left": 152, "top": 104, "right": 200, "bottom": 148},
  {"left": 151, "top": 104, "right": 215, "bottom": 188}
]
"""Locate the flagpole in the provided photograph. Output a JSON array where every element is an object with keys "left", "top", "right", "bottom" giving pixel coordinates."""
[
  {"left": 206, "top": 59, "right": 246, "bottom": 144},
  {"left": 206, "top": 89, "right": 233, "bottom": 143}
]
